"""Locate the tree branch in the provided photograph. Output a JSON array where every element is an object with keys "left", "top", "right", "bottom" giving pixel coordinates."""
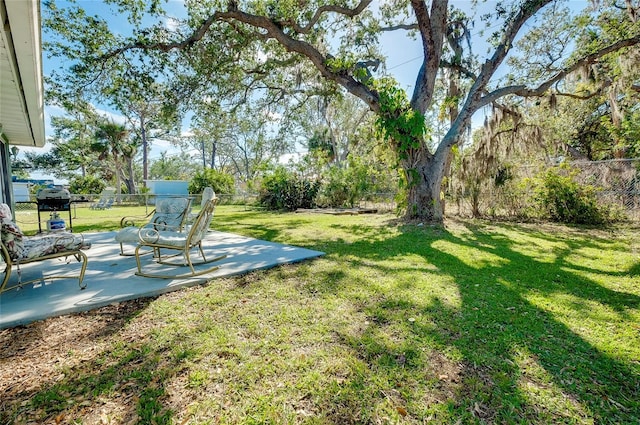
[
  {"left": 379, "top": 23, "right": 419, "bottom": 31},
  {"left": 612, "top": 0, "right": 639, "bottom": 22},
  {"left": 285, "top": 0, "right": 373, "bottom": 34},
  {"left": 101, "top": 14, "right": 220, "bottom": 60},
  {"left": 438, "top": 0, "right": 554, "bottom": 155},
  {"left": 410, "top": 0, "right": 448, "bottom": 113},
  {"left": 464, "top": 0, "right": 553, "bottom": 110},
  {"left": 100, "top": 4, "right": 380, "bottom": 112},
  {"left": 553, "top": 90, "right": 601, "bottom": 100},
  {"left": 478, "top": 33, "right": 640, "bottom": 108},
  {"left": 222, "top": 9, "right": 380, "bottom": 110},
  {"left": 440, "top": 59, "right": 477, "bottom": 80}
]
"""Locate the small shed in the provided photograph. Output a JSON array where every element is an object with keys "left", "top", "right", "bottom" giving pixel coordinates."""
[{"left": 12, "top": 182, "right": 30, "bottom": 202}]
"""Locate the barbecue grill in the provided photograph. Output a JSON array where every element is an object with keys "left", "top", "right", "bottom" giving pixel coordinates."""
[
  {"left": 36, "top": 188, "right": 71, "bottom": 210},
  {"left": 35, "top": 188, "right": 72, "bottom": 232}
]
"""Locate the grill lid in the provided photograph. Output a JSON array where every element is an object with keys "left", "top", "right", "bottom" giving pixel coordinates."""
[{"left": 36, "top": 188, "right": 71, "bottom": 201}]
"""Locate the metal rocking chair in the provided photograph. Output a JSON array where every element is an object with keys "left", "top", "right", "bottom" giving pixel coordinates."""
[{"left": 133, "top": 199, "right": 226, "bottom": 279}]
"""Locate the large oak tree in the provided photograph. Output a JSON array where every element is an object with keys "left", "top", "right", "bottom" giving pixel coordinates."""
[{"left": 46, "top": 0, "right": 640, "bottom": 222}]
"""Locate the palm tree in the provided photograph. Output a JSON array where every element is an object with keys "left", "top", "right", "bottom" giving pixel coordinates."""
[{"left": 94, "top": 120, "right": 137, "bottom": 199}]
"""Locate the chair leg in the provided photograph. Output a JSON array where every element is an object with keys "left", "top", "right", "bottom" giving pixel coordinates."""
[
  {"left": 1, "top": 244, "right": 13, "bottom": 293},
  {"left": 1, "top": 262, "right": 12, "bottom": 293},
  {"left": 185, "top": 250, "right": 196, "bottom": 275},
  {"left": 75, "top": 251, "right": 88, "bottom": 290},
  {"left": 135, "top": 245, "right": 227, "bottom": 279},
  {"left": 119, "top": 242, "right": 133, "bottom": 256},
  {"left": 0, "top": 250, "right": 88, "bottom": 293},
  {"left": 134, "top": 244, "right": 146, "bottom": 275}
]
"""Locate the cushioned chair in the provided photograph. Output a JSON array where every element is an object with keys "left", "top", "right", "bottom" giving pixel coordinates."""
[
  {"left": 134, "top": 198, "right": 226, "bottom": 279},
  {"left": 0, "top": 203, "right": 90, "bottom": 293},
  {"left": 115, "top": 196, "right": 192, "bottom": 255}
]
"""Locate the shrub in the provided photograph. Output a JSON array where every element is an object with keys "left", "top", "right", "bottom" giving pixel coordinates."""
[
  {"left": 258, "top": 166, "right": 320, "bottom": 211},
  {"left": 68, "top": 175, "right": 106, "bottom": 195},
  {"left": 189, "top": 169, "right": 235, "bottom": 195},
  {"left": 532, "top": 165, "right": 611, "bottom": 225},
  {"left": 489, "top": 178, "right": 536, "bottom": 219},
  {"left": 316, "top": 159, "right": 372, "bottom": 208}
]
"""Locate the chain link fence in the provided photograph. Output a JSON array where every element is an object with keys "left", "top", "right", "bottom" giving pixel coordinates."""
[
  {"left": 358, "top": 159, "right": 640, "bottom": 221},
  {"left": 573, "top": 159, "right": 640, "bottom": 219},
  {"left": 12, "top": 159, "right": 640, "bottom": 224},
  {"left": 448, "top": 158, "right": 640, "bottom": 221}
]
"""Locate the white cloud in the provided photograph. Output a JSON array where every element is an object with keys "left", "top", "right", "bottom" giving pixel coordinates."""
[
  {"left": 94, "top": 108, "right": 127, "bottom": 125},
  {"left": 164, "top": 16, "right": 180, "bottom": 32},
  {"left": 279, "top": 151, "right": 306, "bottom": 164},
  {"left": 255, "top": 48, "right": 268, "bottom": 64},
  {"left": 152, "top": 138, "right": 174, "bottom": 149}
]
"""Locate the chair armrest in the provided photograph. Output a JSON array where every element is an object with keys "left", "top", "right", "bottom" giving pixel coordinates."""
[
  {"left": 151, "top": 212, "right": 188, "bottom": 231},
  {"left": 120, "top": 210, "right": 156, "bottom": 228},
  {"left": 138, "top": 225, "right": 160, "bottom": 244}
]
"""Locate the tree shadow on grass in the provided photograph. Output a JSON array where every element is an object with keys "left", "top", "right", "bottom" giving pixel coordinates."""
[
  {"left": 491, "top": 221, "right": 640, "bottom": 279},
  {"left": 214, "top": 214, "right": 314, "bottom": 244},
  {"left": 4, "top": 218, "right": 638, "bottom": 424},
  {"left": 315, "top": 221, "right": 639, "bottom": 423},
  {"left": 628, "top": 261, "right": 640, "bottom": 277}
]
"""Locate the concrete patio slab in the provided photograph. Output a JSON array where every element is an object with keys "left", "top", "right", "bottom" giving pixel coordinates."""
[{"left": 0, "top": 230, "right": 324, "bottom": 329}]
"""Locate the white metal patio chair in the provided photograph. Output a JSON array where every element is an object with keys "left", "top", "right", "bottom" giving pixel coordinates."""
[
  {"left": 115, "top": 196, "right": 192, "bottom": 255},
  {"left": 134, "top": 198, "right": 226, "bottom": 279}
]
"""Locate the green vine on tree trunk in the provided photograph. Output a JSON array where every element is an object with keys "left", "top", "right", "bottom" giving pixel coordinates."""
[
  {"left": 373, "top": 79, "right": 428, "bottom": 155},
  {"left": 370, "top": 78, "right": 429, "bottom": 189}
]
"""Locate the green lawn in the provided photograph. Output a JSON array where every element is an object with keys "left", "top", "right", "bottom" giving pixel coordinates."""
[
  {"left": 14, "top": 203, "right": 160, "bottom": 234},
  {"left": 4, "top": 205, "right": 640, "bottom": 424}
]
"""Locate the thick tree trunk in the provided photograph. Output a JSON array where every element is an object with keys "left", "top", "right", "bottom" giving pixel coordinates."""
[{"left": 402, "top": 147, "right": 450, "bottom": 223}]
